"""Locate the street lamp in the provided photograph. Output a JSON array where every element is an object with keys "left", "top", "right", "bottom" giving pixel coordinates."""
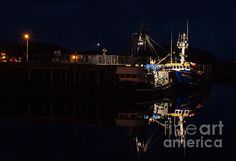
[{"left": 24, "top": 33, "right": 30, "bottom": 63}]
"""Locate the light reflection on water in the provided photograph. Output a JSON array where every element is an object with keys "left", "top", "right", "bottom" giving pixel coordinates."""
[
  {"left": 114, "top": 87, "right": 211, "bottom": 160},
  {"left": 0, "top": 84, "right": 235, "bottom": 161}
]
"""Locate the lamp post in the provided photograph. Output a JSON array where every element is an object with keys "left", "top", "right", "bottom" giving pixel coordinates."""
[{"left": 24, "top": 34, "right": 30, "bottom": 63}]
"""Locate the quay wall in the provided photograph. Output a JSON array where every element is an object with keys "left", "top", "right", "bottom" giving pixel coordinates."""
[
  {"left": 0, "top": 63, "right": 213, "bottom": 122},
  {"left": 0, "top": 63, "right": 118, "bottom": 123}
]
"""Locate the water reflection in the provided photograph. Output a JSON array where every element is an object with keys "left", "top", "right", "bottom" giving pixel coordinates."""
[
  {"left": 0, "top": 83, "right": 212, "bottom": 161},
  {"left": 114, "top": 88, "right": 211, "bottom": 158}
]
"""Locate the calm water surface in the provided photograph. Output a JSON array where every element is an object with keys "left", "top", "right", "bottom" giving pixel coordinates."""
[{"left": 0, "top": 84, "right": 235, "bottom": 161}]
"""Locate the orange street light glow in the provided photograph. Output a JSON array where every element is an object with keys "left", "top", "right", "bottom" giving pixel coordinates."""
[{"left": 24, "top": 34, "right": 30, "bottom": 39}]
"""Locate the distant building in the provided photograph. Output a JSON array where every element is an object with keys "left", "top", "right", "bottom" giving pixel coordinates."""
[
  {"left": 70, "top": 53, "right": 80, "bottom": 63},
  {"left": 52, "top": 50, "right": 63, "bottom": 63}
]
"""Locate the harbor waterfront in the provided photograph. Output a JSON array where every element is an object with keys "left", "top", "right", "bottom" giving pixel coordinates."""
[
  {"left": 0, "top": 29, "right": 234, "bottom": 161},
  {"left": 0, "top": 60, "right": 234, "bottom": 161},
  {"left": 0, "top": 62, "right": 211, "bottom": 110},
  {"left": 0, "top": 0, "right": 236, "bottom": 160}
]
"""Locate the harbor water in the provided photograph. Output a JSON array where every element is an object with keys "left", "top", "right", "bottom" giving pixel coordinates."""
[{"left": 0, "top": 83, "right": 235, "bottom": 161}]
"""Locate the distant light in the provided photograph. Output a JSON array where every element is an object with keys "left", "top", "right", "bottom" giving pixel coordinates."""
[
  {"left": 72, "top": 55, "right": 76, "bottom": 60},
  {"left": 24, "top": 34, "right": 30, "bottom": 39},
  {"left": 150, "top": 60, "right": 155, "bottom": 64},
  {"left": 97, "top": 43, "right": 100, "bottom": 47}
]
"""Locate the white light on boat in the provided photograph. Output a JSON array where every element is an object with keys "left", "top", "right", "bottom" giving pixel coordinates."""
[{"left": 138, "top": 42, "right": 144, "bottom": 46}]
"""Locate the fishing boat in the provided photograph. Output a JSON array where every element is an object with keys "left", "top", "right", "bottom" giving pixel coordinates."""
[
  {"left": 115, "top": 29, "right": 175, "bottom": 98},
  {"left": 161, "top": 27, "right": 206, "bottom": 89},
  {"left": 116, "top": 65, "right": 174, "bottom": 95},
  {"left": 115, "top": 22, "right": 207, "bottom": 98}
]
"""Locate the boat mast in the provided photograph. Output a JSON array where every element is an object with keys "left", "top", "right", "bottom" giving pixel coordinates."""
[
  {"left": 177, "top": 21, "right": 189, "bottom": 65},
  {"left": 187, "top": 19, "right": 189, "bottom": 40},
  {"left": 170, "top": 31, "right": 173, "bottom": 64}
]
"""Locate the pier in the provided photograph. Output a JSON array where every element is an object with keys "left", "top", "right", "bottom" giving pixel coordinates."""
[
  {"left": 0, "top": 63, "right": 117, "bottom": 124},
  {"left": 0, "top": 57, "right": 212, "bottom": 122}
]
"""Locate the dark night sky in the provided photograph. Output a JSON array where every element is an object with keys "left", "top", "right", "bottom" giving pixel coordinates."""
[{"left": 0, "top": 0, "right": 235, "bottom": 61}]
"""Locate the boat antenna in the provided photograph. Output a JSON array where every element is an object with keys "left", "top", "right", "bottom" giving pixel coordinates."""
[
  {"left": 187, "top": 19, "right": 189, "bottom": 41},
  {"left": 170, "top": 31, "right": 173, "bottom": 64}
]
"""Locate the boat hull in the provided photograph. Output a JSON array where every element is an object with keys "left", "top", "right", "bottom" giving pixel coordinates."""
[{"left": 115, "top": 81, "right": 173, "bottom": 103}]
